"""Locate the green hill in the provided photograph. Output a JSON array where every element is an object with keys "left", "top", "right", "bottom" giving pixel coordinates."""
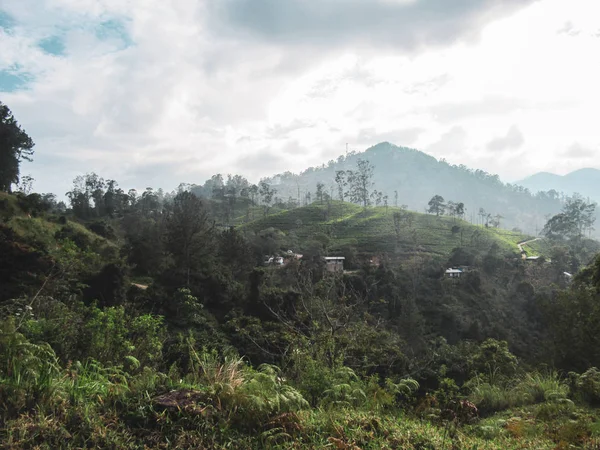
[
  {"left": 242, "top": 201, "right": 530, "bottom": 258},
  {"left": 259, "top": 142, "right": 571, "bottom": 237}
]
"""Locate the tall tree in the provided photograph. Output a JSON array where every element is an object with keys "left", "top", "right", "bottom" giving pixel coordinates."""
[
  {"left": 0, "top": 102, "right": 35, "bottom": 192},
  {"left": 455, "top": 202, "right": 465, "bottom": 220},
  {"left": 335, "top": 170, "right": 346, "bottom": 201},
  {"left": 427, "top": 195, "right": 445, "bottom": 216},
  {"left": 259, "top": 180, "right": 276, "bottom": 217},
  {"left": 315, "top": 182, "right": 325, "bottom": 204},
  {"left": 166, "top": 191, "right": 214, "bottom": 286},
  {"left": 346, "top": 159, "right": 374, "bottom": 209}
]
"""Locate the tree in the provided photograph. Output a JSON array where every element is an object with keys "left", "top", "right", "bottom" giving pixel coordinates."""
[
  {"left": 315, "top": 182, "right": 325, "bottom": 204},
  {"left": 478, "top": 208, "right": 487, "bottom": 227},
  {"left": 446, "top": 201, "right": 456, "bottom": 218},
  {"left": 346, "top": 159, "right": 374, "bottom": 209},
  {"left": 455, "top": 202, "right": 465, "bottom": 219},
  {"left": 394, "top": 190, "right": 398, "bottom": 208},
  {"left": 166, "top": 191, "right": 214, "bottom": 286},
  {"left": 543, "top": 195, "right": 596, "bottom": 241},
  {"left": 335, "top": 171, "right": 346, "bottom": 201},
  {"left": 67, "top": 175, "right": 92, "bottom": 219},
  {"left": 370, "top": 190, "right": 383, "bottom": 207},
  {"left": 427, "top": 195, "right": 445, "bottom": 216},
  {"left": 259, "top": 180, "right": 276, "bottom": 217},
  {"left": 491, "top": 214, "right": 503, "bottom": 228},
  {"left": 0, "top": 102, "right": 35, "bottom": 192}
]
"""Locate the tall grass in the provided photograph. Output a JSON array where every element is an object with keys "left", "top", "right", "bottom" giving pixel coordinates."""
[{"left": 468, "top": 371, "right": 570, "bottom": 414}]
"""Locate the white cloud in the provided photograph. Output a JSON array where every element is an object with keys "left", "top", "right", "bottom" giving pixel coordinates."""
[{"left": 0, "top": 0, "right": 599, "bottom": 197}]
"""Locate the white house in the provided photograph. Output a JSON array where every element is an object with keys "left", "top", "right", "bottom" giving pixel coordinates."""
[
  {"left": 445, "top": 268, "right": 463, "bottom": 278},
  {"left": 324, "top": 256, "right": 345, "bottom": 273}
]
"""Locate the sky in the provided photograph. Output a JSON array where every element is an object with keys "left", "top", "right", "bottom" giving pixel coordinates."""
[{"left": 1, "top": 0, "right": 600, "bottom": 195}]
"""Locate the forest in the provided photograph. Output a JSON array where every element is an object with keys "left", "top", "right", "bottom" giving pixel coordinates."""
[{"left": 3, "top": 100, "right": 600, "bottom": 449}]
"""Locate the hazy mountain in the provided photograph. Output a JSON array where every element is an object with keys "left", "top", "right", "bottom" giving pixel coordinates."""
[
  {"left": 264, "top": 142, "right": 567, "bottom": 235},
  {"left": 517, "top": 168, "right": 600, "bottom": 203}
]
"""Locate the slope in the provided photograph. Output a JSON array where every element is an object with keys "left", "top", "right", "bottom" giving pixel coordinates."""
[{"left": 243, "top": 201, "right": 530, "bottom": 258}]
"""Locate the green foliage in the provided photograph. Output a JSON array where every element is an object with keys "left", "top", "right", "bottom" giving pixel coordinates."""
[
  {"left": 0, "top": 102, "right": 35, "bottom": 192},
  {"left": 185, "top": 345, "right": 308, "bottom": 428},
  {"left": 539, "top": 287, "right": 600, "bottom": 371},
  {"left": 82, "top": 305, "right": 165, "bottom": 368},
  {"left": 468, "top": 371, "right": 570, "bottom": 415},
  {"left": 0, "top": 318, "right": 61, "bottom": 416},
  {"left": 469, "top": 339, "right": 518, "bottom": 381},
  {"left": 244, "top": 200, "right": 529, "bottom": 258},
  {"left": 570, "top": 367, "right": 600, "bottom": 406}
]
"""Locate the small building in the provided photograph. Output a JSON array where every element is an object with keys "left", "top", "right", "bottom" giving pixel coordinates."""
[
  {"left": 445, "top": 268, "right": 463, "bottom": 278},
  {"left": 324, "top": 256, "right": 345, "bottom": 273}
]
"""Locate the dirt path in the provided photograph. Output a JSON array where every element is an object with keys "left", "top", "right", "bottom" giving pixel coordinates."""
[{"left": 517, "top": 238, "right": 541, "bottom": 259}]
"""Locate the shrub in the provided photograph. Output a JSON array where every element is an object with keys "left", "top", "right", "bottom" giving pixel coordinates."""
[
  {"left": 518, "top": 371, "right": 568, "bottom": 404},
  {"left": 87, "top": 221, "right": 116, "bottom": 239},
  {"left": 468, "top": 381, "right": 519, "bottom": 414},
  {"left": 55, "top": 225, "right": 91, "bottom": 250},
  {"left": 186, "top": 346, "right": 308, "bottom": 428},
  {"left": 468, "top": 339, "right": 518, "bottom": 381},
  {"left": 0, "top": 318, "right": 62, "bottom": 417},
  {"left": 570, "top": 367, "right": 600, "bottom": 405},
  {"left": 82, "top": 306, "right": 165, "bottom": 369}
]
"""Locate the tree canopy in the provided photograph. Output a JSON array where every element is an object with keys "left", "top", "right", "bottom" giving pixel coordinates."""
[{"left": 0, "top": 102, "right": 35, "bottom": 192}]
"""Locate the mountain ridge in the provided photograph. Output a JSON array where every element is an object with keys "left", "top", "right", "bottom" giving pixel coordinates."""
[{"left": 517, "top": 167, "right": 600, "bottom": 202}]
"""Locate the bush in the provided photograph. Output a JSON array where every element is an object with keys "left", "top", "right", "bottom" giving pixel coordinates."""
[
  {"left": 185, "top": 346, "right": 308, "bottom": 429},
  {"left": 55, "top": 225, "right": 92, "bottom": 250},
  {"left": 469, "top": 339, "right": 518, "bottom": 381},
  {"left": 570, "top": 367, "right": 600, "bottom": 406},
  {"left": 82, "top": 306, "right": 165, "bottom": 369},
  {"left": 87, "top": 221, "right": 116, "bottom": 239},
  {"left": 518, "top": 371, "right": 568, "bottom": 404},
  {"left": 468, "top": 381, "right": 520, "bottom": 414}
]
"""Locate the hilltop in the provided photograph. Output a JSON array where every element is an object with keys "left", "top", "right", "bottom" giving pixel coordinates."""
[{"left": 262, "top": 142, "right": 566, "bottom": 236}]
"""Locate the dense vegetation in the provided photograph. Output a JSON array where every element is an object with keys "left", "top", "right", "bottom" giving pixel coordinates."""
[{"left": 2, "top": 101, "right": 600, "bottom": 448}]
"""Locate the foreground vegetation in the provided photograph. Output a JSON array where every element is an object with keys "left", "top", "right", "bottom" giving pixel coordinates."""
[{"left": 2, "top": 188, "right": 600, "bottom": 448}]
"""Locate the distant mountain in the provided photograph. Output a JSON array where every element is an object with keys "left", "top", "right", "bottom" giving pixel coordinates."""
[
  {"left": 517, "top": 168, "right": 600, "bottom": 203},
  {"left": 263, "top": 142, "right": 567, "bottom": 235}
]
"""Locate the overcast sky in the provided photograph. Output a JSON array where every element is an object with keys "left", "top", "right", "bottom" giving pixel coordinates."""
[{"left": 1, "top": 0, "right": 599, "bottom": 195}]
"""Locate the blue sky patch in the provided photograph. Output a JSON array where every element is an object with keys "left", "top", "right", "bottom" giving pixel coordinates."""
[
  {"left": 0, "top": 10, "right": 15, "bottom": 31},
  {"left": 0, "top": 68, "right": 33, "bottom": 92},
  {"left": 95, "top": 19, "right": 133, "bottom": 48},
  {"left": 38, "top": 35, "right": 66, "bottom": 56}
]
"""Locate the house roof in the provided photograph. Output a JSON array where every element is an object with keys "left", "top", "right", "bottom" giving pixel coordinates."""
[
  {"left": 324, "top": 257, "right": 345, "bottom": 260},
  {"left": 445, "top": 268, "right": 463, "bottom": 274}
]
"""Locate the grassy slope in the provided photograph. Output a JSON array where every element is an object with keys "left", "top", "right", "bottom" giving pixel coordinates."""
[
  {"left": 243, "top": 201, "right": 531, "bottom": 257},
  {"left": 521, "top": 238, "right": 552, "bottom": 258},
  {"left": 1, "top": 192, "right": 117, "bottom": 264},
  {"left": 6, "top": 215, "right": 115, "bottom": 252}
]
